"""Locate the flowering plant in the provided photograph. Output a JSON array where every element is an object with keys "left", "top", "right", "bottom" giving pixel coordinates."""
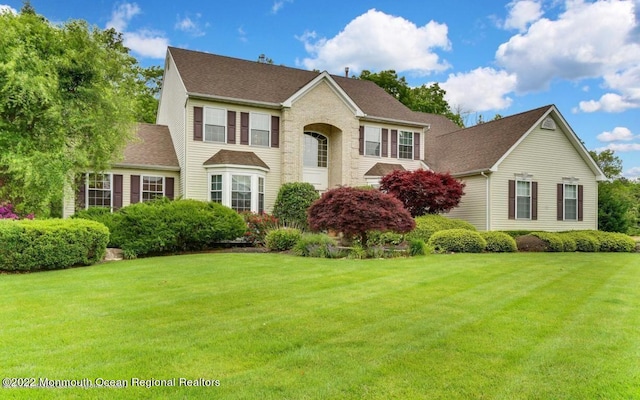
[{"left": 0, "top": 202, "right": 34, "bottom": 220}]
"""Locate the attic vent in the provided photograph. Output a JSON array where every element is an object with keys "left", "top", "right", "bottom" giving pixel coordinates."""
[{"left": 541, "top": 117, "right": 556, "bottom": 130}]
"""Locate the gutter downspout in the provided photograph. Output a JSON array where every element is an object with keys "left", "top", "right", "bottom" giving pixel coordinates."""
[{"left": 481, "top": 171, "right": 490, "bottom": 231}]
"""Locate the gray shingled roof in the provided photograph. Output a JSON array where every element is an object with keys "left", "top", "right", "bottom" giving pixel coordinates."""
[
  {"left": 117, "top": 123, "right": 179, "bottom": 169},
  {"left": 203, "top": 149, "right": 270, "bottom": 170},
  {"left": 426, "top": 105, "right": 552, "bottom": 175},
  {"left": 364, "top": 163, "right": 406, "bottom": 177},
  {"left": 168, "top": 47, "right": 456, "bottom": 131}
]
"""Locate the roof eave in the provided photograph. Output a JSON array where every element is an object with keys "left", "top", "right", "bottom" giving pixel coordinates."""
[
  {"left": 188, "top": 92, "right": 283, "bottom": 110},
  {"left": 359, "top": 115, "right": 431, "bottom": 129},
  {"left": 113, "top": 163, "right": 181, "bottom": 172}
]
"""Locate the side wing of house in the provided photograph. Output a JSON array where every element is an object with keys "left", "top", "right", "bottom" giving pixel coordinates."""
[
  {"left": 489, "top": 113, "right": 600, "bottom": 231},
  {"left": 445, "top": 174, "right": 489, "bottom": 230}
]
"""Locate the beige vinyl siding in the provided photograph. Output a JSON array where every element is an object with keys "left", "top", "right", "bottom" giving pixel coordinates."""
[
  {"left": 185, "top": 99, "right": 282, "bottom": 213},
  {"left": 445, "top": 174, "right": 488, "bottom": 230},
  {"left": 157, "top": 54, "right": 187, "bottom": 197},
  {"left": 490, "top": 117, "right": 598, "bottom": 231},
  {"left": 62, "top": 168, "right": 180, "bottom": 218}
]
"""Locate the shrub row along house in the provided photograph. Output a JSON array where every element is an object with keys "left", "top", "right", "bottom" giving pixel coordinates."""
[{"left": 63, "top": 47, "right": 606, "bottom": 231}]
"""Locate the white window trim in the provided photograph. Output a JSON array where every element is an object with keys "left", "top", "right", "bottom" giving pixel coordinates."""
[
  {"left": 398, "top": 130, "right": 414, "bottom": 160},
  {"left": 249, "top": 112, "right": 271, "bottom": 147},
  {"left": 563, "top": 183, "right": 578, "bottom": 221},
  {"left": 364, "top": 126, "right": 381, "bottom": 157},
  {"left": 515, "top": 179, "right": 531, "bottom": 220},
  {"left": 85, "top": 172, "right": 113, "bottom": 211},
  {"left": 141, "top": 175, "right": 165, "bottom": 202},
  {"left": 204, "top": 106, "right": 227, "bottom": 143},
  {"left": 206, "top": 166, "right": 267, "bottom": 213}
]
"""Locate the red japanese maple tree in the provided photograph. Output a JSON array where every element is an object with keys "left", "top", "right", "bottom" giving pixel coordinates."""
[
  {"left": 379, "top": 169, "right": 465, "bottom": 217},
  {"left": 307, "top": 186, "right": 415, "bottom": 245}
]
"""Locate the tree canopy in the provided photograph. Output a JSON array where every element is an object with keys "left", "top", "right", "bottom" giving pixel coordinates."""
[
  {"left": 358, "top": 70, "right": 464, "bottom": 127},
  {"left": 588, "top": 149, "right": 623, "bottom": 180},
  {"left": 0, "top": 6, "right": 151, "bottom": 214}
]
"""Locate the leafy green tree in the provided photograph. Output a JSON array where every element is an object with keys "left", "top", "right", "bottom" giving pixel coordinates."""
[
  {"left": 588, "top": 149, "right": 623, "bottom": 180},
  {"left": 0, "top": 6, "right": 141, "bottom": 214},
  {"left": 272, "top": 182, "right": 319, "bottom": 230},
  {"left": 598, "top": 181, "right": 634, "bottom": 233},
  {"left": 134, "top": 65, "right": 163, "bottom": 124},
  {"left": 359, "top": 70, "right": 463, "bottom": 127}
]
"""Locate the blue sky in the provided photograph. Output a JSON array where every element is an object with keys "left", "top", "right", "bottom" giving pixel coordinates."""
[{"left": 2, "top": 0, "right": 639, "bottom": 178}]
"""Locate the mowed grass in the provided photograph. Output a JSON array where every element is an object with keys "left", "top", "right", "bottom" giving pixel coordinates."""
[{"left": 1, "top": 253, "right": 638, "bottom": 399}]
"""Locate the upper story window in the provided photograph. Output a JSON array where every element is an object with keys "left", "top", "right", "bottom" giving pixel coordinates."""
[
  {"left": 204, "top": 107, "right": 226, "bottom": 142},
  {"left": 398, "top": 131, "right": 413, "bottom": 160},
  {"left": 250, "top": 113, "right": 270, "bottom": 147},
  {"left": 516, "top": 180, "right": 531, "bottom": 219},
  {"left": 364, "top": 126, "right": 381, "bottom": 157},
  {"left": 87, "top": 173, "right": 112, "bottom": 209},
  {"left": 142, "top": 175, "right": 164, "bottom": 202}
]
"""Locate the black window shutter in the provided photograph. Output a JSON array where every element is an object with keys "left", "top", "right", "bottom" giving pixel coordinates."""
[
  {"left": 508, "top": 180, "right": 515, "bottom": 219},
  {"left": 358, "top": 126, "right": 364, "bottom": 155},
  {"left": 381, "top": 128, "right": 388, "bottom": 157},
  {"left": 227, "top": 111, "right": 236, "bottom": 144},
  {"left": 271, "top": 116, "right": 280, "bottom": 148},
  {"left": 531, "top": 181, "right": 538, "bottom": 220},
  {"left": 240, "top": 112, "right": 249, "bottom": 145},
  {"left": 391, "top": 130, "right": 398, "bottom": 158},
  {"left": 414, "top": 132, "right": 420, "bottom": 160},
  {"left": 131, "top": 175, "right": 140, "bottom": 204},
  {"left": 194, "top": 107, "right": 203, "bottom": 141},
  {"left": 165, "top": 177, "right": 175, "bottom": 200},
  {"left": 76, "top": 174, "right": 86, "bottom": 212},
  {"left": 557, "top": 183, "right": 564, "bottom": 221},
  {"left": 578, "top": 185, "right": 584, "bottom": 221},
  {"left": 113, "top": 174, "right": 123, "bottom": 210}
]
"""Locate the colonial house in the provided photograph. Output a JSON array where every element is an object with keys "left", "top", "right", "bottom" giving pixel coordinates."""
[{"left": 63, "top": 47, "right": 606, "bottom": 231}]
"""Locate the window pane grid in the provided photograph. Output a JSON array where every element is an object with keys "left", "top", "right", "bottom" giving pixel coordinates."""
[
  {"left": 564, "top": 184, "right": 577, "bottom": 220},
  {"left": 142, "top": 176, "right": 163, "bottom": 202},
  {"left": 204, "top": 108, "right": 225, "bottom": 142},
  {"left": 231, "top": 175, "right": 252, "bottom": 212},
  {"left": 364, "top": 127, "right": 381, "bottom": 157},
  {"left": 399, "top": 131, "right": 413, "bottom": 159},
  {"left": 303, "top": 132, "right": 328, "bottom": 167},
  {"left": 258, "top": 177, "right": 265, "bottom": 214},
  {"left": 210, "top": 175, "right": 222, "bottom": 203},
  {"left": 516, "top": 180, "right": 531, "bottom": 219},
  {"left": 87, "top": 173, "right": 111, "bottom": 208}
]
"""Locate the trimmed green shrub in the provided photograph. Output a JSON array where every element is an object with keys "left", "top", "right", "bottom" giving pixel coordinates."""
[
  {"left": 406, "top": 214, "right": 476, "bottom": 243},
  {"left": 72, "top": 207, "right": 121, "bottom": 246},
  {"left": 530, "top": 232, "right": 564, "bottom": 252},
  {"left": 408, "top": 238, "right": 428, "bottom": 256},
  {"left": 272, "top": 182, "right": 319, "bottom": 230},
  {"left": 586, "top": 231, "right": 636, "bottom": 252},
  {"left": 367, "top": 231, "right": 404, "bottom": 247},
  {"left": 559, "top": 234, "right": 578, "bottom": 252},
  {"left": 427, "top": 229, "right": 486, "bottom": 253},
  {"left": 481, "top": 232, "right": 517, "bottom": 252},
  {"left": 502, "top": 230, "right": 534, "bottom": 238},
  {"left": 0, "top": 219, "right": 109, "bottom": 271},
  {"left": 265, "top": 227, "right": 302, "bottom": 251},
  {"left": 110, "top": 199, "right": 246, "bottom": 258},
  {"left": 293, "top": 233, "right": 343, "bottom": 258},
  {"left": 561, "top": 231, "right": 599, "bottom": 252}
]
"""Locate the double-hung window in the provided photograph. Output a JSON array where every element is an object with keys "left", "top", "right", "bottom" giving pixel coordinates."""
[
  {"left": 564, "top": 184, "right": 578, "bottom": 220},
  {"left": 231, "top": 175, "right": 252, "bottom": 212},
  {"left": 364, "top": 126, "right": 381, "bottom": 157},
  {"left": 142, "top": 176, "right": 164, "bottom": 202},
  {"left": 250, "top": 113, "right": 270, "bottom": 147},
  {"left": 87, "top": 173, "right": 112, "bottom": 209},
  {"left": 204, "top": 107, "right": 226, "bottom": 142},
  {"left": 398, "top": 131, "right": 413, "bottom": 160},
  {"left": 516, "top": 180, "right": 531, "bottom": 219},
  {"left": 208, "top": 170, "right": 267, "bottom": 213},
  {"left": 210, "top": 175, "right": 223, "bottom": 203},
  {"left": 258, "top": 177, "right": 265, "bottom": 214}
]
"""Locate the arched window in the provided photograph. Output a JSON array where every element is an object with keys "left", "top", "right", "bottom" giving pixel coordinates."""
[{"left": 303, "top": 132, "right": 328, "bottom": 168}]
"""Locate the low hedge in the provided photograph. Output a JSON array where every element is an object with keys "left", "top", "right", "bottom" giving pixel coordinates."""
[
  {"left": 265, "top": 227, "right": 302, "bottom": 251},
  {"left": 428, "top": 229, "right": 486, "bottom": 253},
  {"left": 481, "top": 231, "right": 517, "bottom": 252},
  {"left": 0, "top": 219, "right": 109, "bottom": 271},
  {"left": 407, "top": 214, "right": 476, "bottom": 243},
  {"left": 585, "top": 231, "right": 636, "bottom": 252},
  {"left": 81, "top": 199, "right": 247, "bottom": 259},
  {"left": 293, "top": 233, "right": 344, "bottom": 258},
  {"left": 72, "top": 207, "right": 120, "bottom": 247},
  {"left": 530, "top": 232, "right": 564, "bottom": 252},
  {"left": 516, "top": 230, "right": 635, "bottom": 252}
]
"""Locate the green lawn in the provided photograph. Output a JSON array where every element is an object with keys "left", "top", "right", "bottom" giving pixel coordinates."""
[{"left": 1, "top": 253, "right": 638, "bottom": 399}]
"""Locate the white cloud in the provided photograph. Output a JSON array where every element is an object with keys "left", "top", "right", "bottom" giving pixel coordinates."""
[
  {"left": 597, "top": 127, "right": 635, "bottom": 142},
  {"left": 297, "top": 9, "right": 451, "bottom": 75},
  {"left": 579, "top": 65, "right": 640, "bottom": 112},
  {"left": 595, "top": 143, "right": 640, "bottom": 153},
  {"left": 175, "top": 14, "right": 205, "bottom": 37},
  {"left": 503, "top": 0, "right": 543, "bottom": 32},
  {"left": 440, "top": 67, "right": 518, "bottom": 112},
  {"left": 106, "top": 2, "right": 168, "bottom": 59},
  {"left": 496, "top": 0, "right": 640, "bottom": 93},
  {"left": 106, "top": 2, "right": 140, "bottom": 32},
  {"left": 579, "top": 93, "right": 640, "bottom": 113},
  {"left": 272, "top": 0, "right": 293, "bottom": 14},
  {"left": 0, "top": 4, "right": 17, "bottom": 14},
  {"left": 624, "top": 166, "right": 640, "bottom": 179}
]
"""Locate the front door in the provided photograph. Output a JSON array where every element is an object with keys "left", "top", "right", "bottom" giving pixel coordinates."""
[{"left": 303, "top": 132, "right": 328, "bottom": 191}]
